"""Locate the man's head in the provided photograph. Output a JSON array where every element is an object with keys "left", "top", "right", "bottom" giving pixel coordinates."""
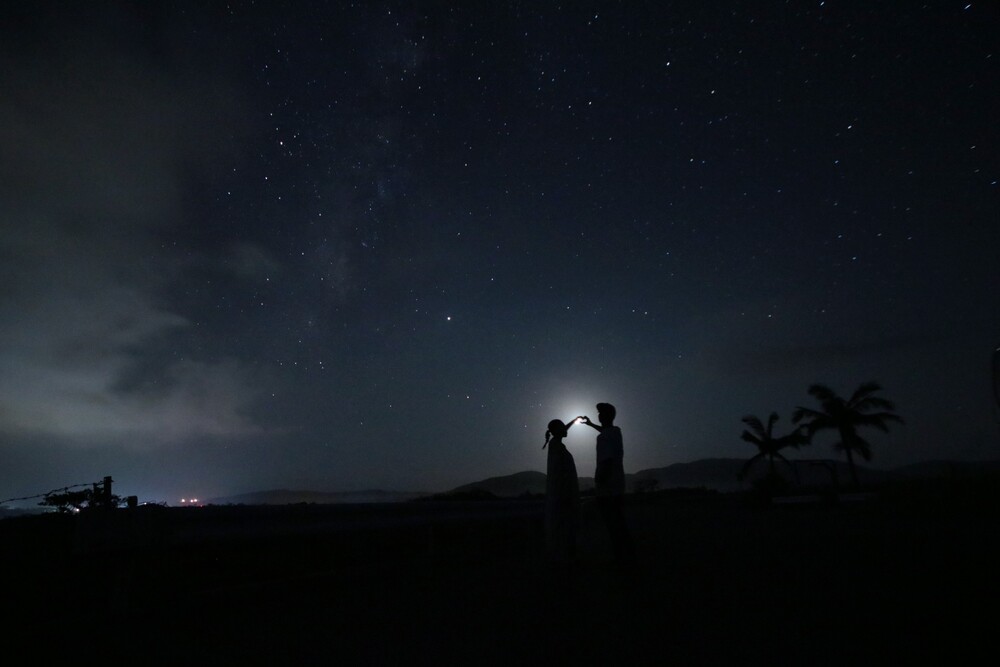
[{"left": 596, "top": 402, "right": 616, "bottom": 425}]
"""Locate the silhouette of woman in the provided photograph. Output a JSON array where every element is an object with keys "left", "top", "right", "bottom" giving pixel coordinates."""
[{"left": 543, "top": 417, "right": 584, "bottom": 564}]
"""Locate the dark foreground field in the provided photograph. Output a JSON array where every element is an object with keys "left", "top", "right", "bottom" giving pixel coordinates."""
[{"left": 5, "top": 480, "right": 999, "bottom": 665}]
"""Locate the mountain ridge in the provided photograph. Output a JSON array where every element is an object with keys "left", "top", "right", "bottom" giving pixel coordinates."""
[
  {"left": 201, "top": 458, "right": 1000, "bottom": 506},
  {"left": 206, "top": 488, "right": 428, "bottom": 506}
]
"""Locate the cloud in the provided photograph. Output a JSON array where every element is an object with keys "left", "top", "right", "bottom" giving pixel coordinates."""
[
  {"left": 0, "top": 287, "right": 266, "bottom": 443},
  {"left": 0, "top": 9, "right": 266, "bottom": 446}
]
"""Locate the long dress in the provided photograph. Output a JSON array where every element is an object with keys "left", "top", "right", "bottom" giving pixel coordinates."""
[{"left": 545, "top": 439, "right": 580, "bottom": 562}]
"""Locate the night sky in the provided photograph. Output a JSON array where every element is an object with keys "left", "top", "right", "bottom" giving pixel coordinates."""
[{"left": 2, "top": 2, "right": 998, "bottom": 505}]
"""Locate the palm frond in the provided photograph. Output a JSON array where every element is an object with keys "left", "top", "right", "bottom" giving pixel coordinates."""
[
  {"left": 766, "top": 412, "right": 779, "bottom": 437},
  {"left": 792, "top": 406, "right": 824, "bottom": 423},
  {"left": 741, "top": 430, "right": 763, "bottom": 446},
  {"left": 848, "top": 381, "right": 883, "bottom": 406},
  {"left": 807, "top": 384, "right": 838, "bottom": 403},
  {"left": 777, "top": 428, "right": 808, "bottom": 449},
  {"left": 854, "top": 436, "right": 874, "bottom": 461},
  {"left": 741, "top": 415, "right": 766, "bottom": 437},
  {"left": 802, "top": 415, "right": 836, "bottom": 436},
  {"left": 856, "top": 412, "right": 904, "bottom": 431},
  {"left": 853, "top": 396, "right": 896, "bottom": 413}
]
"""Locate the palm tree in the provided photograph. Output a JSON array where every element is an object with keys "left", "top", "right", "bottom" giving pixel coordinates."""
[
  {"left": 792, "top": 382, "right": 903, "bottom": 487},
  {"left": 739, "top": 412, "right": 807, "bottom": 483}
]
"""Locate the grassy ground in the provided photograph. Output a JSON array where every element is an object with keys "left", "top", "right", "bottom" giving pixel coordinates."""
[{"left": 6, "top": 482, "right": 998, "bottom": 665}]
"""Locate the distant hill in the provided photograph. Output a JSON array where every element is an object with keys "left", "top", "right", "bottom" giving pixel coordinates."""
[
  {"left": 207, "top": 489, "right": 428, "bottom": 506},
  {"left": 629, "top": 457, "right": 893, "bottom": 492},
  {"left": 631, "top": 458, "right": 750, "bottom": 493},
  {"left": 888, "top": 459, "right": 1000, "bottom": 480},
  {"left": 441, "top": 459, "right": 755, "bottom": 497},
  {"left": 201, "top": 459, "right": 1000, "bottom": 506},
  {"left": 444, "top": 458, "right": 1000, "bottom": 498},
  {"left": 446, "top": 471, "right": 595, "bottom": 497}
]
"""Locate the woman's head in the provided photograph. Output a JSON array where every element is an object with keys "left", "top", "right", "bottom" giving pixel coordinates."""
[{"left": 547, "top": 419, "right": 568, "bottom": 439}]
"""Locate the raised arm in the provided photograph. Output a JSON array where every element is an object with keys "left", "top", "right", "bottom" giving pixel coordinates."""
[{"left": 579, "top": 415, "right": 603, "bottom": 432}]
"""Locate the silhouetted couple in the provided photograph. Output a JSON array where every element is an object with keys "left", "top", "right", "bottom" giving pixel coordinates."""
[{"left": 544, "top": 402, "right": 635, "bottom": 568}]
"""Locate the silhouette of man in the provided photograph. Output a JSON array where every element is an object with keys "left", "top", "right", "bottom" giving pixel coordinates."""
[{"left": 581, "top": 403, "right": 635, "bottom": 565}]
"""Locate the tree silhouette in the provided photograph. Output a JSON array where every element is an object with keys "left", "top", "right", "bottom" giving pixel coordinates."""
[
  {"left": 792, "top": 382, "right": 903, "bottom": 487},
  {"left": 738, "top": 412, "right": 807, "bottom": 484},
  {"left": 38, "top": 489, "right": 94, "bottom": 513}
]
